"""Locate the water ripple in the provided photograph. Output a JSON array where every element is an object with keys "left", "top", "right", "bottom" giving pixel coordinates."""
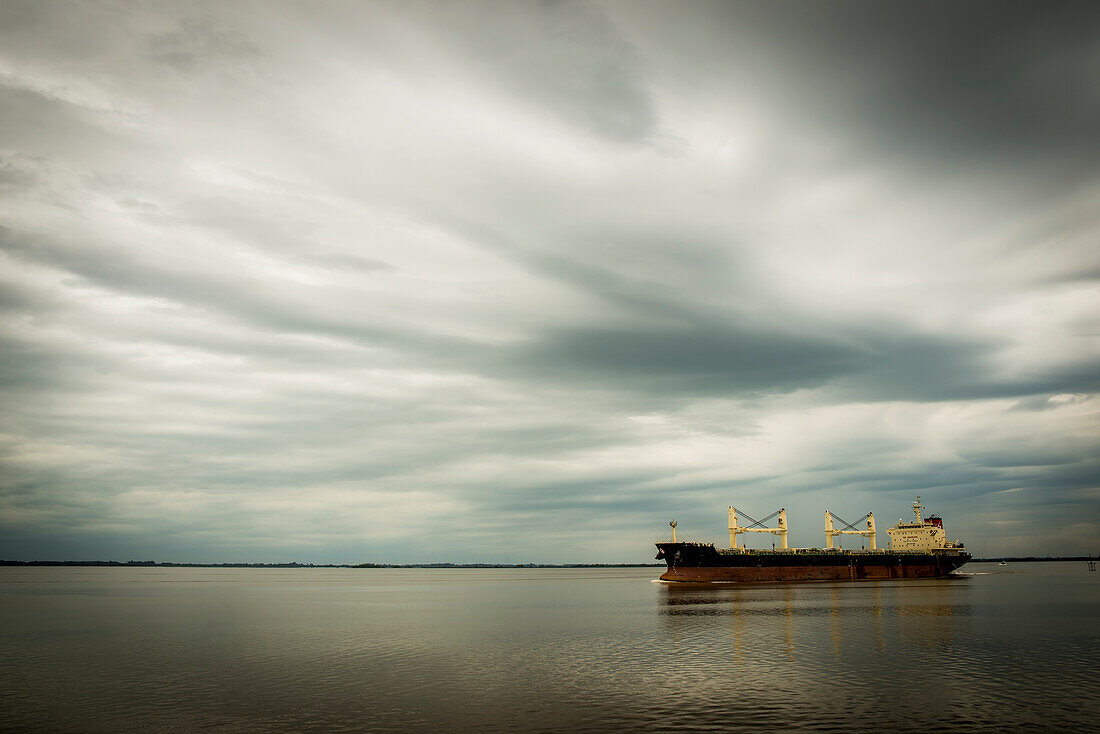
[{"left": 1, "top": 563, "right": 1097, "bottom": 732}]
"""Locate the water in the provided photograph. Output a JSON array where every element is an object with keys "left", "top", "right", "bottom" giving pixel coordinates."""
[{"left": 1, "top": 562, "right": 1097, "bottom": 732}]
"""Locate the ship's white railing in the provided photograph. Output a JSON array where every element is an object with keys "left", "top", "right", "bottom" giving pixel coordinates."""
[{"left": 715, "top": 547, "right": 964, "bottom": 556}]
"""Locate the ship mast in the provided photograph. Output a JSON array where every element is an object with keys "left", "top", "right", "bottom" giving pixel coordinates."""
[
  {"left": 825, "top": 510, "right": 877, "bottom": 550},
  {"left": 913, "top": 496, "right": 924, "bottom": 523},
  {"left": 670, "top": 520, "right": 678, "bottom": 543},
  {"left": 728, "top": 507, "right": 788, "bottom": 550}
]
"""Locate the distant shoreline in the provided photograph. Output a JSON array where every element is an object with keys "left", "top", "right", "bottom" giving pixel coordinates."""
[
  {"left": 0, "top": 567, "right": 660, "bottom": 572},
  {"left": 0, "top": 557, "right": 1092, "bottom": 568},
  {"left": 971, "top": 557, "right": 1095, "bottom": 563}
]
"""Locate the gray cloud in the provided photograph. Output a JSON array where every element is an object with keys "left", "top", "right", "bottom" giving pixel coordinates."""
[
  {"left": 0, "top": 1, "right": 1097, "bottom": 562},
  {"left": 508, "top": 323, "right": 856, "bottom": 396},
  {"left": 699, "top": 0, "right": 1100, "bottom": 170},
  {"left": 147, "top": 17, "right": 261, "bottom": 71},
  {"left": 414, "top": 0, "right": 658, "bottom": 143}
]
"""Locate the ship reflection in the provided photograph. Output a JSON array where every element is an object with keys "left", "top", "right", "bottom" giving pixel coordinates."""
[{"left": 658, "top": 578, "right": 970, "bottom": 661}]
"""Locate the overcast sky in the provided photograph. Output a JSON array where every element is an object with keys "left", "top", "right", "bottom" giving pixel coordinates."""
[{"left": 1, "top": 0, "right": 1098, "bottom": 563}]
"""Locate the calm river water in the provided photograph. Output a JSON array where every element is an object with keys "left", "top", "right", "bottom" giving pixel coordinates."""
[{"left": 1, "top": 562, "right": 1097, "bottom": 732}]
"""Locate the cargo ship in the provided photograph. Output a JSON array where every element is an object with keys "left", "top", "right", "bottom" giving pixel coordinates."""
[{"left": 655, "top": 497, "right": 970, "bottom": 582}]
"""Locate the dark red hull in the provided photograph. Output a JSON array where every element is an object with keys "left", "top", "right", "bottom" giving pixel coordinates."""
[{"left": 656, "top": 542, "right": 970, "bottom": 583}]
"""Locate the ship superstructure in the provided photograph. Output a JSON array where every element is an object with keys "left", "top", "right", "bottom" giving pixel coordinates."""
[
  {"left": 886, "top": 497, "right": 964, "bottom": 551},
  {"left": 655, "top": 497, "right": 970, "bottom": 583}
]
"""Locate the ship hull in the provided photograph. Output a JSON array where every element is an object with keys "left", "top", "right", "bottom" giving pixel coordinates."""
[{"left": 655, "top": 542, "right": 970, "bottom": 583}]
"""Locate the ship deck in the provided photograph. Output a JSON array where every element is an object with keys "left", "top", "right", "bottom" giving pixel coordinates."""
[{"left": 714, "top": 547, "right": 966, "bottom": 556}]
